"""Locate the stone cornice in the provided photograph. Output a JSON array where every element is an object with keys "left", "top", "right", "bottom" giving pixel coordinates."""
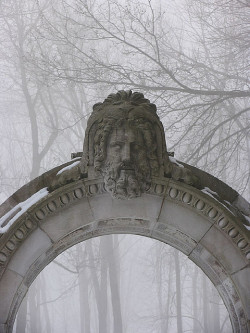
[{"left": 0, "top": 175, "right": 249, "bottom": 280}]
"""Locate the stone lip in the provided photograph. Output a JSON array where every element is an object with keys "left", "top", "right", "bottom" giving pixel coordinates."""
[
  {"left": 181, "top": 162, "right": 250, "bottom": 218},
  {"left": 0, "top": 158, "right": 249, "bottom": 233},
  {"left": 0, "top": 160, "right": 79, "bottom": 221}
]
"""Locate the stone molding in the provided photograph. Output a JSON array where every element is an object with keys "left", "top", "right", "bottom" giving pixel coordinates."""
[
  {"left": 0, "top": 177, "right": 249, "bottom": 332},
  {"left": 0, "top": 178, "right": 249, "bottom": 274},
  {"left": 0, "top": 90, "right": 249, "bottom": 332}
]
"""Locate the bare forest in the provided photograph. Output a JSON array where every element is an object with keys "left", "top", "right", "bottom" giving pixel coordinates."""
[{"left": 0, "top": 0, "right": 249, "bottom": 332}]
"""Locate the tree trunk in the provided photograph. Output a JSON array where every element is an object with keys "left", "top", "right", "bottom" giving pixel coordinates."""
[
  {"left": 99, "top": 238, "right": 108, "bottom": 333},
  {"left": 163, "top": 252, "right": 172, "bottom": 332},
  {"left": 174, "top": 249, "right": 182, "bottom": 333},
  {"left": 40, "top": 274, "right": 52, "bottom": 333},
  {"left": 202, "top": 274, "right": 209, "bottom": 333},
  {"left": 192, "top": 265, "right": 199, "bottom": 333},
  {"left": 79, "top": 267, "right": 91, "bottom": 333},
  {"left": 105, "top": 235, "right": 123, "bottom": 333},
  {"left": 87, "top": 240, "right": 108, "bottom": 333}
]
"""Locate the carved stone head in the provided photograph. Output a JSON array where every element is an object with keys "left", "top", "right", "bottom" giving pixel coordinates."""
[{"left": 80, "top": 90, "right": 171, "bottom": 199}]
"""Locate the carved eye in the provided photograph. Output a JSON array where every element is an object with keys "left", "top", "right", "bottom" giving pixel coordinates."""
[
  {"left": 131, "top": 143, "right": 141, "bottom": 151},
  {"left": 111, "top": 143, "right": 122, "bottom": 150}
]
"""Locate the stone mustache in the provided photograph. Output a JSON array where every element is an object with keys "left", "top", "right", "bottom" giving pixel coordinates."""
[{"left": 53, "top": 90, "right": 199, "bottom": 199}]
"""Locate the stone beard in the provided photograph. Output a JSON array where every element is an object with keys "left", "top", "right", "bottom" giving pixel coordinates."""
[
  {"left": 93, "top": 117, "right": 159, "bottom": 199},
  {"left": 50, "top": 91, "right": 199, "bottom": 196}
]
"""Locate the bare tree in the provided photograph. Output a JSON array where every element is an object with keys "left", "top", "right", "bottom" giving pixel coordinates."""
[
  {"left": 25, "top": 0, "right": 250, "bottom": 197},
  {"left": 1, "top": 0, "right": 247, "bottom": 332}
]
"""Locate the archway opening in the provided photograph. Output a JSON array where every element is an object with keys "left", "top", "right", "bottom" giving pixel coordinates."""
[{"left": 14, "top": 234, "right": 232, "bottom": 333}]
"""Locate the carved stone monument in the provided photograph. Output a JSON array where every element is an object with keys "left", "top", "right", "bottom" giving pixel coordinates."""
[
  {"left": 0, "top": 90, "right": 249, "bottom": 333},
  {"left": 53, "top": 90, "right": 199, "bottom": 198}
]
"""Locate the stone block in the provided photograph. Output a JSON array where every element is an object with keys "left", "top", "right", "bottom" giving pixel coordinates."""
[
  {"left": 189, "top": 244, "right": 229, "bottom": 285},
  {"left": 158, "top": 200, "right": 212, "bottom": 242},
  {"left": 8, "top": 229, "right": 52, "bottom": 277},
  {"left": 39, "top": 198, "right": 94, "bottom": 242},
  {"left": 232, "top": 267, "right": 250, "bottom": 319},
  {"left": 152, "top": 223, "right": 197, "bottom": 255},
  {"left": 199, "top": 225, "right": 247, "bottom": 274},
  {"left": 88, "top": 193, "right": 164, "bottom": 222},
  {"left": 0, "top": 269, "right": 22, "bottom": 324}
]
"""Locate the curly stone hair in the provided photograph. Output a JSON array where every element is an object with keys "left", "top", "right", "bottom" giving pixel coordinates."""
[
  {"left": 81, "top": 90, "right": 163, "bottom": 174},
  {"left": 93, "top": 90, "right": 157, "bottom": 110}
]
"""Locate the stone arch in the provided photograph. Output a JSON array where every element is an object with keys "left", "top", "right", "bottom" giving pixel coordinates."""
[
  {"left": 0, "top": 167, "right": 249, "bottom": 333},
  {"left": 1, "top": 90, "right": 250, "bottom": 332}
]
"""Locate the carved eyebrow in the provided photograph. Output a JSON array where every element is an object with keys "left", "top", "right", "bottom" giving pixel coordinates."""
[{"left": 110, "top": 141, "right": 124, "bottom": 147}]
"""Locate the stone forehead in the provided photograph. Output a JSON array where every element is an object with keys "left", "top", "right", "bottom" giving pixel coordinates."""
[
  {"left": 87, "top": 91, "right": 159, "bottom": 127},
  {"left": 87, "top": 104, "right": 161, "bottom": 134},
  {"left": 108, "top": 125, "right": 142, "bottom": 143}
]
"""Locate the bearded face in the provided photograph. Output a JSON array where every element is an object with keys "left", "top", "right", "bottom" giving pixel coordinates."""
[
  {"left": 100, "top": 122, "right": 152, "bottom": 199},
  {"left": 82, "top": 91, "right": 199, "bottom": 199}
]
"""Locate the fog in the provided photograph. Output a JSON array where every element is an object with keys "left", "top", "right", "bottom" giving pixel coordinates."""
[
  {"left": 0, "top": 0, "right": 249, "bottom": 331},
  {"left": 14, "top": 235, "right": 232, "bottom": 333}
]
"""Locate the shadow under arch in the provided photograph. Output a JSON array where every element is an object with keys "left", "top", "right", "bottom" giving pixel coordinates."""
[{"left": 0, "top": 174, "right": 249, "bottom": 333}]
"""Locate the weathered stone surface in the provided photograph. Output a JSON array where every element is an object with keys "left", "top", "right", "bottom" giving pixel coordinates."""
[
  {"left": 152, "top": 223, "right": 197, "bottom": 255},
  {"left": 158, "top": 200, "right": 212, "bottom": 242},
  {"left": 189, "top": 244, "right": 229, "bottom": 285},
  {"left": 200, "top": 224, "right": 247, "bottom": 274},
  {"left": 0, "top": 269, "right": 23, "bottom": 323},
  {"left": 232, "top": 267, "right": 250, "bottom": 318},
  {"left": 88, "top": 193, "right": 164, "bottom": 222},
  {"left": 0, "top": 90, "right": 249, "bottom": 333},
  {"left": 79, "top": 90, "right": 200, "bottom": 199},
  {"left": 0, "top": 160, "right": 79, "bottom": 231},
  {"left": 0, "top": 188, "right": 249, "bottom": 332},
  {"left": 39, "top": 197, "right": 94, "bottom": 242},
  {"left": 8, "top": 229, "right": 52, "bottom": 277}
]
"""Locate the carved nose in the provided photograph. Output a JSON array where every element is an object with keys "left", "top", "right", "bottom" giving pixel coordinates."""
[{"left": 122, "top": 142, "right": 131, "bottom": 162}]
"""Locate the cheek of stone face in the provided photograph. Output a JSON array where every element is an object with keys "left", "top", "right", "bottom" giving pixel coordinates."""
[
  {"left": 136, "top": 148, "right": 147, "bottom": 159},
  {"left": 133, "top": 150, "right": 150, "bottom": 175},
  {"left": 131, "top": 142, "right": 146, "bottom": 159},
  {"left": 107, "top": 144, "right": 125, "bottom": 165}
]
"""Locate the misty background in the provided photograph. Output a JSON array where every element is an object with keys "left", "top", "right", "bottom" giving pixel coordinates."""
[{"left": 0, "top": 0, "right": 249, "bottom": 332}]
